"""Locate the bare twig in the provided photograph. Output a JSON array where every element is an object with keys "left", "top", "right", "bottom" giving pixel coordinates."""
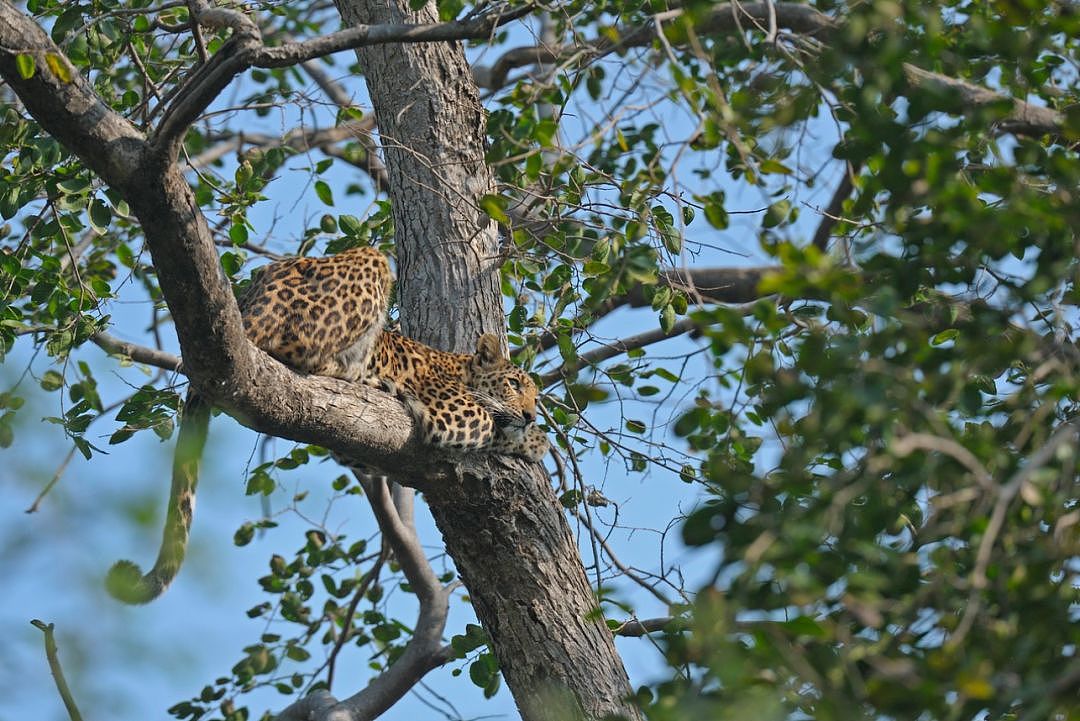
[
  {"left": 811, "top": 160, "right": 861, "bottom": 251},
  {"left": 93, "top": 331, "right": 182, "bottom": 371},
  {"left": 30, "top": 620, "right": 85, "bottom": 721},
  {"left": 326, "top": 544, "right": 388, "bottom": 691},
  {"left": 573, "top": 509, "right": 674, "bottom": 607},
  {"left": 539, "top": 317, "right": 698, "bottom": 388},
  {"left": 25, "top": 446, "right": 78, "bottom": 514}
]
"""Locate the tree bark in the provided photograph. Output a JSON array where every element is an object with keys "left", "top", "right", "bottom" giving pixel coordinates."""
[{"left": 333, "top": 1, "right": 642, "bottom": 719}]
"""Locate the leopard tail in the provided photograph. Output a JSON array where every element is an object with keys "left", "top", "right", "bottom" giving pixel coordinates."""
[{"left": 105, "top": 391, "right": 210, "bottom": 604}]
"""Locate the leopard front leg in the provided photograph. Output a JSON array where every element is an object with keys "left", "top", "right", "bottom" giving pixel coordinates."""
[
  {"left": 489, "top": 422, "right": 549, "bottom": 462},
  {"left": 398, "top": 380, "right": 499, "bottom": 453}
]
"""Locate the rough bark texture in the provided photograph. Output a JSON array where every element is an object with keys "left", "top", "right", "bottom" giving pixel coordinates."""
[
  {"left": 334, "top": 1, "right": 642, "bottom": 719},
  {"left": 423, "top": 459, "right": 639, "bottom": 721},
  {"left": 334, "top": 0, "right": 504, "bottom": 351}
]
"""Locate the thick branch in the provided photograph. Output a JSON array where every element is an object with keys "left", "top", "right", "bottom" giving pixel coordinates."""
[
  {"left": 901, "top": 64, "right": 1066, "bottom": 138},
  {"left": 0, "top": 4, "right": 146, "bottom": 187},
  {"left": 187, "top": 120, "right": 378, "bottom": 176},
  {"left": 611, "top": 265, "right": 772, "bottom": 311},
  {"left": 150, "top": 4, "right": 532, "bottom": 157},
  {"left": 474, "top": 2, "right": 834, "bottom": 89},
  {"left": 613, "top": 617, "right": 686, "bottom": 637},
  {"left": 254, "top": 6, "right": 534, "bottom": 68},
  {"left": 276, "top": 691, "right": 340, "bottom": 721},
  {"left": 1, "top": 6, "right": 465, "bottom": 482}
]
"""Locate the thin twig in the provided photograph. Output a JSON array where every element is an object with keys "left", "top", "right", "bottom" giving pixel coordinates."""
[
  {"left": 25, "top": 446, "right": 78, "bottom": 513},
  {"left": 326, "top": 543, "right": 388, "bottom": 691},
  {"left": 30, "top": 620, "right": 85, "bottom": 721}
]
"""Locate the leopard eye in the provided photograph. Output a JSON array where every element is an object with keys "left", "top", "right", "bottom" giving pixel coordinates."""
[{"left": 507, "top": 378, "right": 522, "bottom": 391}]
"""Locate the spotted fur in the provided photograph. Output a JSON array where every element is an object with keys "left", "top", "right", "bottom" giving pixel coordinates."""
[{"left": 369, "top": 331, "right": 548, "bottom": 461}]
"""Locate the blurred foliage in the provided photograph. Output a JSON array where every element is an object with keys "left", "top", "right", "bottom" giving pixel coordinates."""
[{"left": 2, "top": 0, "right": 1078, "bottom": 719}]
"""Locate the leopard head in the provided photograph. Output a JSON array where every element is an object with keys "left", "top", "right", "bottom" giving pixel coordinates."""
[{"left": 466, "top": 333, "right": 539, "bottom": 428}]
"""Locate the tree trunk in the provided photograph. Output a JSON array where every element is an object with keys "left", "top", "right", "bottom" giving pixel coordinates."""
[{"left": 332, "top": 1, "right": 642, "bottom": 719}]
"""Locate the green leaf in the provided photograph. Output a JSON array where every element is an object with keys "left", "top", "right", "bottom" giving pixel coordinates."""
[
  {"left": 660, "top": 303, "right": 676, "bottom": 333},
  {"left": 762, "top": 199, "right": 793, "bottom": 228},
  {"left": 40, "top": 370, "right": 64, "bottom": 391},
  {"left": 559, "top": 489, "right": 583, "bottom": 508},
  {"left": 88, "top": 199, "right": 111, "bottom": 233},
  {"left": 234, "top": 522, "right": 255, "bottom": 547},
  {"left": 108, "top": 428, "right": 134, "bottom": 444},
  {"left": 479, "top": 194, "right": 508, "bottom": 223},
  {"left": 15, "top": 54, "right": 35, "bottom": 80},
  {"left": 284, "top": 645, "right": 310, "bottom": 662},
  {"left": 229, "top": 223, "right": 248, "bottom": 245},
  {"left": 760, "top": 158, "right": 793, "bottom": 175},
  {"left": 339, "top": 214, "right": 364, "bottom": 237},
  {"left": 704, "top": 198, "right": 728, "bottom": 230},
  {"left": 314, "top": 180, "right": 334, "bottom": 206},
  {"left": 930, "top": 329, "right": 959, "bottom": 346},
  {"left": 781, "top": 615, "right": 827, "bottom": 637}
]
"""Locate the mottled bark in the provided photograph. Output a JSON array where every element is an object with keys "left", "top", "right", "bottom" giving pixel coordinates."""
[
  {"left": 334, "top": 1, "right": 642, "bottom": 719},
  {"left": 423, "top": 459, "right": 639, "bottom": 721},
  {"left": 334, "top": 0, "right": 504, "bottom": 351}
]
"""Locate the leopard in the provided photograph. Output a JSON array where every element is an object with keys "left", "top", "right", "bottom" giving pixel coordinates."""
[
  {"left": 107, "top": 245, "right": 547, "bottom": 604},
  {"left": 367, "top": 330, "right": 549, "bottom": 459}
]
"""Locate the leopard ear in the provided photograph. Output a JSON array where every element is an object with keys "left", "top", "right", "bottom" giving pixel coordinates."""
[{"left": 475, "top": 333, "right": 503, "bottom": 365}]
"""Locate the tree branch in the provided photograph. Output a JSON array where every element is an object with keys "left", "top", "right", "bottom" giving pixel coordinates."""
[
  {"left": 524, "top": 265, "right": 773, "bottom": 357},
  {"left": 540, "top": 317, "right": 698, "bottom": 388},
  {"left": 474, "top": 2, "right": 835, "bottom": 89},
  {"left": 276, "top": 474, "right": 456, "bottom": 721},
  {"left": 473, "top": 2, "right": 1067, "bottom": 139},
  {"left": 30, "top": 620, "right": 85, "bottom": 721},
  {"left": 0, "top": 4, "right": 146, "bottom": 188},
  {"left": 0, "top": 5, "right": 465, "bottom": 482},
  {"left": 901, "top": 64, "right": 1066, "bottom": 138},
  {"left": 93, "top": 331, "right": 183, "bottom": 371},
  {"left": 811, "top": 160, "right": 861, "bottom": 251},
  {"left": 275, "top": 690, "right": 340, "bottom": 721},
  {"left": 612, "top": 617, "right": 686, "bottom": 637},
  {"left": 253, "top": 5, "right": 533, "bottom": 69},
  {"left": 151, "top": 4, "right": 534, "bottom": 158},
  {"left": 328, "top": 477, "right": 453, "bottom": 720}
]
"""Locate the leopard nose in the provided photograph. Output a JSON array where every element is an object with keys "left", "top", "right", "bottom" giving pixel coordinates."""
[{"left": 522, "top": 409, "right": 535, "bottom": 423}]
